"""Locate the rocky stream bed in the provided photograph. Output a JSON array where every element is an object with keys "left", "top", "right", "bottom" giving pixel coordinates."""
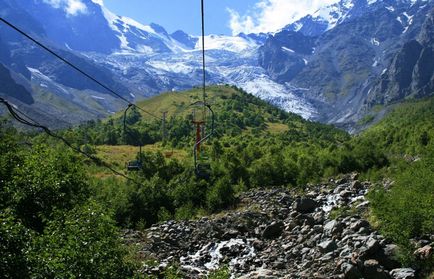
[{"left": 123, "top": 174, "right": 433, "bottom": 278}]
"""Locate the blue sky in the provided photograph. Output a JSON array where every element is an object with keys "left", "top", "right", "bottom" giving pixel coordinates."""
[
  {"left": 100, "top": 0, "right": 340, "bottom": 36},
  {"left": 103, "top": 0, "right": 258, "bottom": 35}
]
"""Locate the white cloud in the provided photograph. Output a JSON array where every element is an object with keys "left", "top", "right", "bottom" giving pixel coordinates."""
[
  {"left": 228, "top": 0, "right": 340, "bottom": 35},
  {"left": 43, "top": 0, "right": 88, "bottom": 16}
]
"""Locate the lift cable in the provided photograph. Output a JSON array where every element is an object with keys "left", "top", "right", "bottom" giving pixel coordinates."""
[
  {"left": 0, "top": 97, "right": 144, "bottom": 185},
  {"left": 0, "top": 17, "right": 162, "bottom": 121},
  {"left": 200, "top": 0, "right": 207, "bottom": 104}
]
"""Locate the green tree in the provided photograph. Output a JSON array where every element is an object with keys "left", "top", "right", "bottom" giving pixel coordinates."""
[
  {"left": 8, "top": 145, "right": 89, "bottom": 232},
  {"left": 30, "top": 201, "right": 133, "bottom": 278},
  {"left": 0, "top": 210, "right": 32, "bottom": 278}
]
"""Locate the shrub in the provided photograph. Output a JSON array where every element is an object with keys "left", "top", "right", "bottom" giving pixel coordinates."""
[
  {"left": 369, "top": 155, "right": 434, "bottom": 245},
  {"left": 0, "top": 210, "right": 32, "bottom": 278},
  {"left": 30, "top": 201, "right": 133, "bottom": 279},
  {"left": 206, "top": 177, "right": 235, "bottom": 212}
]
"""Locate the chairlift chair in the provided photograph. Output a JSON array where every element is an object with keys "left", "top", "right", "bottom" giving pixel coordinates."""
[
  {"left": 191, "top": 101, "right": 214, "bottom": 179},
  {"left": 123, "top": 104, "right": 143, "bottom": 172}
]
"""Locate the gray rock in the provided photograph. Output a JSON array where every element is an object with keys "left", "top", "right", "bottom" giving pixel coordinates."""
[
  {"left": 324, "top": 220, "right": 345, "bottom": 236},
  {"left": 390, "top": 268, "right": 416, "bottom": 279},
  {"left": 378, "top": 244, "right": 401, "bottom": 270},
  {"left": 360, "top": 237, "right": 380, "bottom": 260},
  {"left": 262, "top": 221, "right": 284, "bottom": 239},
  {"left": 341, "top": 262, "right": 362, "bottom": 279},
  {"left": 238, "top": 268, "right": 279, "bottom": 279},
  {"left": 293, "top": 197, "right": 318, "bottom": 213},
  {"left": 350, "top": 220, "right": 370, "bottom": 232},
  {"left": 413, "top": 245, "right": 433, "bottom": 260},
  {"left": 351, "top": 180, "right": 363, "bottom": 191},
  {"left": 362, "top": 259, "right": 391, "bottom": 279},
  {"left": 318, "top": 240, "right": 338, "bottom": 253}
]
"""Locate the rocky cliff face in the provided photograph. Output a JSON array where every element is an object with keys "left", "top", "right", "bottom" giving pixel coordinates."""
[
  {"left": 125, "top": 174, "right": 432, "bottom": 278},
  {"left": 367, "top": 8, "right": 434, "bottom": 108},
  {"left": 260, "top": 0, "right": 434, "bottom": 127}
]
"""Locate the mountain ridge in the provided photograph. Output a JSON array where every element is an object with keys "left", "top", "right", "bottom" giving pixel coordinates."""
[{"left": 0, "top": 0, "right": 433, "bottom": 130}]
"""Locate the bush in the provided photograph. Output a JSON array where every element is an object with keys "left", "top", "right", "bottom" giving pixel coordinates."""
[
  {"left": 206, "top": 177, "right": 235, "bottom": 212},
  {"left": 369, "top": 155, "right": 434, "bottom": 244},
  {"left": 0, "top": 210, "right": 32, "bottom": 278},
  {"left": 30, "top": 201, "right": 133, "bottom": 279},
  {"left": 7, "top": 145, "right": 89, "bottom": 232}
]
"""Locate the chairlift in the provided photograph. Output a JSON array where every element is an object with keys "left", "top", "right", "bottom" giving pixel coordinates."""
[
  {"left": 189, "top": 0, "right": 216, "bottom": 179},
  {"left": 191, "top": 101, "right": 214, "bottom": 179},
  {"left": 123, "top": 104, "right": 143, "bottom": 172}
]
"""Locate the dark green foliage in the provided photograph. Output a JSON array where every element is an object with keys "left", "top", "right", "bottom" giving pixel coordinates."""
[
  {"left": 206, "top": 177, "right": 235, "bottom": 212},
  {"left": 0, "top": 124, "right": 135, "bottom": 278},
  {"left": 208, "top": 266, "right": 231, "bottom": 279},
  {"left": 30, "top": 201, "right": 132, "bottom": 279},
  {"left": 369, "top": 153, "right": 434, "bottom": 246},
  {"left": 0, "top": 210, "right": 32, "bottom": 278},
  {"left": 359, "top": 97, "right": 434, "bottom": 155},
  {"left": 7, "top": 145, "right": 89, "bottom": 231}
]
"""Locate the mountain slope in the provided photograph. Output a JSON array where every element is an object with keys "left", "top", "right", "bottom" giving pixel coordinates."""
[
  {"left": 261, "top": 0, "right": 434, "bottom": 128},
  {"left": 1, "top": 0, "right": 433, "bottom": 130}
]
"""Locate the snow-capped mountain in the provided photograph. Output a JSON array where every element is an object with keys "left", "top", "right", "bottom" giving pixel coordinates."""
[
  {"left": 260, "top": 0, "right": 434, "bottom": 128},
  {"left": 0, "top": 0, "right": 433, "bottom": 128}
]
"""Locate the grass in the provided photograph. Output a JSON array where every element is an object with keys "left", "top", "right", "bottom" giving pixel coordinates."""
[
  {"left": 96, "top": 144, "right": 188, "bottom": 163},
  {"left": 267, "top": 122, "right": 289, "bottom": 134},
  {"left": 87, "top": 144, "right": 188, "bottom": 179},
  {"left": 114, "top": 85, "right": 239, "bottom": 121}
]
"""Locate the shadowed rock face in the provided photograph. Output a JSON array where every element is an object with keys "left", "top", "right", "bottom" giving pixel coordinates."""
[
  {"left": 124, "top": 174, "right": 424, "bottom": 278},
  {"left": 368, "top": 8, "right": 434, "bottom": 108},
  {"left": 0, "top": 63, "right": 33, "bottom": 105}
]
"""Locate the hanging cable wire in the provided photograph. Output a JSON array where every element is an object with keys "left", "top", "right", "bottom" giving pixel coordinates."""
[
  {"left": 0, "top": 17, "right": 162, "bottom": 121},
  {"left": 0, "top": 97, "right": 145, "bottom": 185},
  {"left": 201, "top": 0, "right": 206, "bottom": 104}
]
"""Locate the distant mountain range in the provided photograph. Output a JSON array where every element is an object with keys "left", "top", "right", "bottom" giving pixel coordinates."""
[{"left": 0, "top": 0, "right": 433, "bottom": 129}]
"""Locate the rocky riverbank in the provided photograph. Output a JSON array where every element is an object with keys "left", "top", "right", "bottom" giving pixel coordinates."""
[{"left": 124, "top": 174, "right": 432, "bottom": 278}]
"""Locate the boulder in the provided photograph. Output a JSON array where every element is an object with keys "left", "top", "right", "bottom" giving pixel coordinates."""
[
  {"left": 413, "top": 245, "right": 433, "bottom": 260},
  {"left": 262, "top": 221, "right": 284, "bottom": 239},
  {"left": 390, "top": 268, "right": 416, "bottom": 279},
  {"left": 293, "top": 197, "right": 318, "bottom": 213},
  {"left": 359, "top": 237, "right": 380, "bottom": 260},
  {"left": 351, "top": 180, "right": 363, "bottom": 191},
  {"left": 341, "top": 262, "right": 362, "bottom": 279},
  {"left": 238, "top": 268, "right": 279, "bottom": 279},
  {"left": 318, "top": 240, "right": 338, "bottom": 253},
  {"left": 377, "top": 244, "right": 401, "bottom": 270},
  {"left": 362, "top": 259, "right": 391, "bottom": 279},
  {"left": 349, "top": 220, "right": 370, "bottom": 232},
  {"left": 324, "top": 220, "right": 345, "bottom": 236}
]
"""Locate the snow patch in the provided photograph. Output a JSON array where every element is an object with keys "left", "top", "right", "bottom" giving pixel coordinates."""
[
  {"left": 370, "top": 38, "right": 380, "bottom": 46},
  {"left": 241, "top": 77, "right": 316, "bottom": 119},
  {"left": 293, "top": 22, "right": 303, "bottom": 32},
  {"left": 195, "top": 35, "right": 259, "bottom": 52},
  {"left": 282, "top": 47, "right": 295, "bottom": 53},
  {"left": 91, "top": 95, "right": 105, "bottom": 100},
  {"left": 396, "top": 16, "right": 403, "bottom": 25},
  {"left": 147, "top": 61, "right": 194, "bottom": 74}
]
